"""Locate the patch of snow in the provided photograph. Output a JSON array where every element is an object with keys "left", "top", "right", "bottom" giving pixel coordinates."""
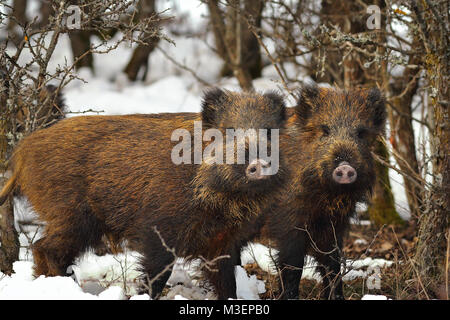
[
  {"left": 354, "top": 239, "right": 368, "bottom": 246},
  {"left": 162, "top": 284, "right": 215, "bottom": 300},
  {"left": 0, "top": 262, "right": 97, "bottom": 300},
  {"left": 129, "top": 294, "right": 150, "bottom": 300},
  {"left": 98, "top": 286, "right": 126, "bottom": 300},
  {"left": 235, "top": 266, "right": 265, "bottom": 300},
  {"left": 71, "top": 251, "right": 142, "bottom": 296},
  {"left": 347, "top": 257, "right": 393, "bottom": 270},
  {"left": 241, "top": 243, "right": 278, "bottom": 275},
  {"left": 361, "top": 294, "right": 389, "bottom": 300}
]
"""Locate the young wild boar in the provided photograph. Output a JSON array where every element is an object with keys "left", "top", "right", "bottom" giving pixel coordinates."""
[
  {"left": 271, "top": 84, "right": 386, "bottom": 299},
  {"left": 0, "top": 88, "right": 287, "bottom": 299},
  {"left": 223, "top": 84, "right": 387, "bottom": 299}
]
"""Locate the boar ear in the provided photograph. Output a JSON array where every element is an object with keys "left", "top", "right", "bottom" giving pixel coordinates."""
[
  {"left": 263, "top": 91, "right": 287, "bottom": 123},
  {"left": 201, "top": 88, "right": 227, "bottom": 127},
  {"left": 367, "top": 88, "right": 387, "bottom": 132},
  {"left": 295, "top": 83, "right": 319, "bottom": 126}
]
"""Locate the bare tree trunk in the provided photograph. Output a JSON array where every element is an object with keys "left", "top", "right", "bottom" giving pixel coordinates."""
[
  {"left": 0, "top": 116, "right": 19, "bottom": 275},
  {"left": 124, "top": 0, "right": 159, "bottom": 81},
  {"left": 310, "top": 0, "right": 347, "bottom": 85},
  {"left": 7, "top": 0, "right": 28, "bottom": 30},
  {"left": 367, "top": 140, "right": 404, "bottom": 226},
  {"left": 67, "top": 0, "right": 94, "bottom": 71},
  {"left": 69, "top": 30, "right": 94, "bottom": 71},
  {"left": 38, "top": 0, "right": 52, "bottom": 28},
  {"left": 387, "top": 47, "right": 422, "bottom": 223},
  {"left": 207, "top": 0, "right": 228, "bottom": 61},
  {"left": 410, "top": 0, "right": 449, "bottom": 298},
  {"left": 206, "top": 0, "right": 263, "bottom": 90},
  {"left": 240, "top": 0, "right": 263, "bottom": 79},
  {"left": 0, "top": 184, "right": 18, "bottom": 275}
]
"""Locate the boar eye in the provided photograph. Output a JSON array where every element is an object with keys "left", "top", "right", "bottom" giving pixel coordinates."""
[
  {"left": 357, "top": 127, "right": 368, "bottom": 139},
  {"left": 320, "top": 125, "right": 330, "bottom": 136}
]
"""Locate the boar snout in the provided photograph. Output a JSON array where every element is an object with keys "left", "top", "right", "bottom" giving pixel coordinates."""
[
  {"left": 332, "top": 161, "right": 357, "bottom": 184},
  {"left": 246, "top": 159, "right": 271, "bottom": 180}
]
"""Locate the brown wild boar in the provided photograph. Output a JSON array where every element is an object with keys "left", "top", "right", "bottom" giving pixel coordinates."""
[{"left": 0, "top": 88, "right": 287, "bottom": 299}]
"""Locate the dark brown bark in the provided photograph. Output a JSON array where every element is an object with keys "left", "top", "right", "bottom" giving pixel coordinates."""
[
  {"left": 124, "top": 0, "right": 159, "bottom": 81},
  {"left": 388, "top": 49, "right": 422, "bottom": 222},
  {"left": 0, "top": 116, "right": 19, "bottom": 275},
  {"left": 367, "top": 140, "right": 404, "bottom": 226},
  {"left": 38, "top": 0, "right": 53, "bottom": 28},
  {"left": 8, "top": 0, "right": 28, "bottom": 29},
  {"left": 0, "top": 189, "right": 19, "bottom": 275},
  {"left": 206, "top": 0, "right": 264, "bottom": 90},
  {"left": 410, "top": 0, "right": 449, "bottom": 297},
  {"left": 69, "top": 30, "right": 94, "bottom": 70}
]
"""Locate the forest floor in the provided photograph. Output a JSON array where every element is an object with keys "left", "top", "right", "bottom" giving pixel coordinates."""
[{"left": 245, "top": 220, "right": 418, "bottom": 300}]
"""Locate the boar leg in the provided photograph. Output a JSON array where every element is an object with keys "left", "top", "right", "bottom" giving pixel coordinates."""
[
  {"left": 140, "top": 231, "right": 175, "bottom": 299},
  {"left": 314, "top": 238, "right": 344, "bottom": 300},
  {"left": 277, "top": 229, "right": 306, "bottom": 300},
  {"left": 204, "top": 245, "right": 242, "bottom": 300},
  {"left": 32, "top": 235, "right": 79, "bottom": 276},
  {"left": 32, "top": 206, "right": 104, "bottom": 277}
]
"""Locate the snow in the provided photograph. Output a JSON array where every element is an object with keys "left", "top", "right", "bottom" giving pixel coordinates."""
[
  {"left": 235, "top": 266, "right": 266, "bottom": 300},
  {"left": 98, "top": 286, "right": 126, "bottom": 300},
  {"left": 71, "top": 251, "right": 142, "bottom": 296},
  {"left": 0, "top": 262, "right": 97, "bottom": 300},
  {"left": 241, "top": 243, "right": 278, "bottom": 275},
  {"left": 354, "top": 239, "right": 369, "bottom": 246},
  {"left": 129, "top": 293, "right": 150, "bottom": 300},
  {"left": 0, "top": 240, "right": 395, "bottom": 300},
  {"left": 162, "top": 285, "right": 215, "bottom": 300},
  {"left": 347, "top": 257, "right": 393, "bottom": 270},
  {"left": 0, "top": 261, "right": 127, "bottom": 300},
  {"left": 361, "top": 294, "right": 389, "bottom": 300}
]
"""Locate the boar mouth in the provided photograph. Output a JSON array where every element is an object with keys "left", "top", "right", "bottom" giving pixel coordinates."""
[{"left": 197, "top": 160, "right": 286, "bottom": 197}]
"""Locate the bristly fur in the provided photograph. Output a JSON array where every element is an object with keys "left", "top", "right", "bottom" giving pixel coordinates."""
[{"left": 271, "top": 84, "right": 386, "bottom": 299}]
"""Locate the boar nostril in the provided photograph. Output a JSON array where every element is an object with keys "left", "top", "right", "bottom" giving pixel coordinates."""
[
  {"left": 332, "top": 162, "right": 357, "bottom": 184},
  {"left": 246, "top": 159, "right": 270, "bottom": 180}
]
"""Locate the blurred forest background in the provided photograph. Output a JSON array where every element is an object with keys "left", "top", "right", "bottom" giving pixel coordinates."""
[{"left": 0, "top": 0, "right": 448, "bottom": 299}]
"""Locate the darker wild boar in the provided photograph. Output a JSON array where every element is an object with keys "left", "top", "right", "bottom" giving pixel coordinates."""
[
  {"left": 224, "top": 84, "right": 387, "bottom": 299},
  {"left": 269, "top": 84, "right": 386, "bottom": 299},
  {"left": 0, "top": 88, "right": 287, "bottom": 299}
]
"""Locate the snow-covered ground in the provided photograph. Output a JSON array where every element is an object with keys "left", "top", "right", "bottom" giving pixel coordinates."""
[
  {"left": 0, "top": 240, "right": 392, "bottom": 300},
  {"left": 0, "top": 1, "right": 408, "bottom": 300}
]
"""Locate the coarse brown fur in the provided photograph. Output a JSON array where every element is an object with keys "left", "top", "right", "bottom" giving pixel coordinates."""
[{"left": 0, "top": 88, "right": 287, "bottom": 299}]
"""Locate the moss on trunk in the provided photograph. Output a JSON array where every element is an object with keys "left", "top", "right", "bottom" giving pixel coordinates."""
[{"left": 367, "top": 140, "right": 405, "bottom": 226}]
